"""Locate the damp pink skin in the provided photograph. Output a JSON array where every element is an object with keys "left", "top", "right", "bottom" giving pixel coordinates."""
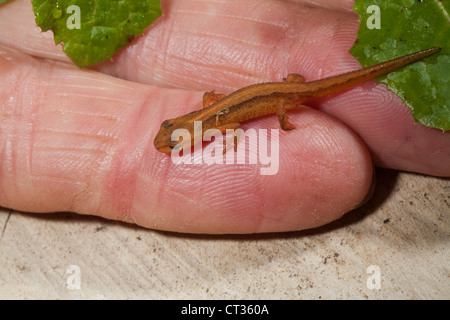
[{"left": 0, "top": 0, "right": 448, "bottom": 233}]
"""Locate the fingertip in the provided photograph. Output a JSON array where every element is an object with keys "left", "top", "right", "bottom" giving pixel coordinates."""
[{"left": 130, "top": 108, "right": 373, "bottom": 234}]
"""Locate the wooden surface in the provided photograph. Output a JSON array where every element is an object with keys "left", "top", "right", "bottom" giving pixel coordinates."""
[{"left": 0, "top": 168, "right": 448, "bottom": 299}]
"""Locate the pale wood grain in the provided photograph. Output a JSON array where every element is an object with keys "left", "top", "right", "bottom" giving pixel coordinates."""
[{"left": 0, "top": 169, "right": 448, "bottom": 299}]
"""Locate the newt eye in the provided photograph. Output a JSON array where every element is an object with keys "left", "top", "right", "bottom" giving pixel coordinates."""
[{"left": 161, "top": 120, "right": 173, "bottom": 128}]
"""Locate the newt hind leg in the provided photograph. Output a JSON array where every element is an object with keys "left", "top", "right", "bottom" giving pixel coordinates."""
[{"left": 277, "top": 74, "right": 305, "bottom": 131}]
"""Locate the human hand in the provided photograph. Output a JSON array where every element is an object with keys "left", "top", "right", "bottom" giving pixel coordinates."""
[{"left": 0, "top": 0, "right": 448, "bottom": 233}]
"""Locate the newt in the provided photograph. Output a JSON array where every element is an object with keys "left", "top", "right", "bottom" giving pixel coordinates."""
[{"left": 154, "top": 47, "right": 441, "bottom": 153}]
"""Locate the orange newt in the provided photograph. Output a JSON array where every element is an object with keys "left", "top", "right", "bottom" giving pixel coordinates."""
[{"left": 154, "top": 47, "right": 440, "bottom": 153}]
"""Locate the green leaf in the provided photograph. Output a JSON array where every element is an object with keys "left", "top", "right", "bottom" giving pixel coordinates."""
[
  {"left": 0, "top": 0, "right": 13, "bottom": 4},
  {"left": 350, "top": 0, "right": 449, "bottom": 131},
  {"left": 31, "top": 0, "right": 162, "bottom": 68}
]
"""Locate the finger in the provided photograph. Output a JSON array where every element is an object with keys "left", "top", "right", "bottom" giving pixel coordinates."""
[
  {"left": 0, "top": 0, "right": 358, "bottom": 90},
  {"left": 0, "top": 46, "right": 372, "bottom": 234}
]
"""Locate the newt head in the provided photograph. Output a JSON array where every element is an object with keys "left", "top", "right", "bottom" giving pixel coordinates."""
[
  {"left": 154, "top": 119, "right": 178, "bottom": 153},
  {"left": 153, "top": 118, "right": 197, "bottom": 154}
]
